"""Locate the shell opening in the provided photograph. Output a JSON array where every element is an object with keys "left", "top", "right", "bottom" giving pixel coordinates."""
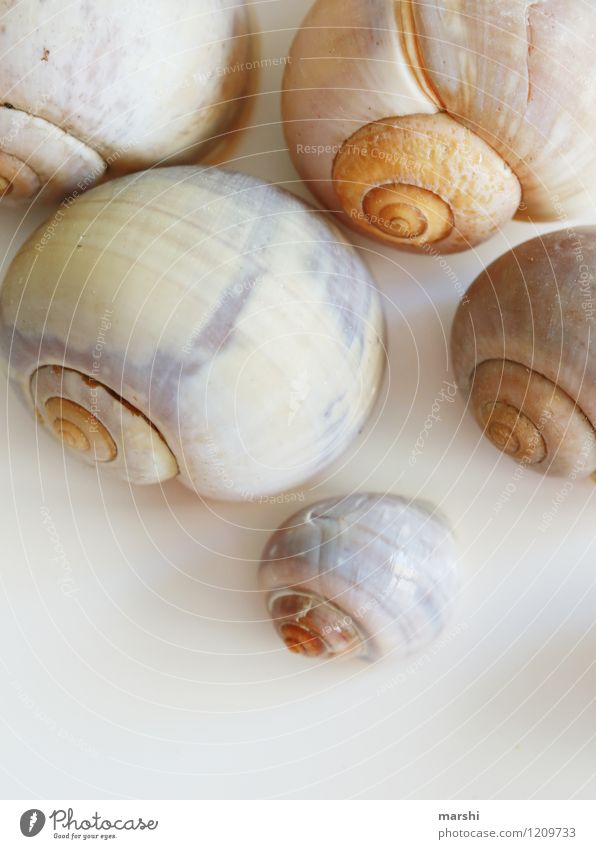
[
  {"left": 268, "top": 590, "right": 364, "bottom": 660},
  {"left": 470, "top": 359, "right": 596, "bottom": 475}
]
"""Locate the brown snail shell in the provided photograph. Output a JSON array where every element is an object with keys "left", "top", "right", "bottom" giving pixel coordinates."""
[{"left": 452, "top": 227, "right": 596, "bottom": 477}]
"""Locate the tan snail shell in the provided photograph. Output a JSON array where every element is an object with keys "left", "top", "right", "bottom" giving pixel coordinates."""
[
  {"left": 452, "top": 226, "right": 596, "bottom": 477},
  {"left": 259, "top": 494, "right": 457, "bottom": 661},
  {"left": 283, "top": 0, "right": 596, "bottom": 253},
  {"left": 0, "top": 0, "right": 253, "bottom": 203},
  {"left": 0, "top": 166, "right": 385, "bottom": 500}
]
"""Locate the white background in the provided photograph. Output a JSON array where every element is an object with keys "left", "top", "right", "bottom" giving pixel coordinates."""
[{"left": 1, "top": 0, "right": 595, "bottom": 800}]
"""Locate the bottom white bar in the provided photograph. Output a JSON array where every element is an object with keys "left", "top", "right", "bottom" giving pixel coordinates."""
[{"left": 0, "top": 800, "right": 594, "bottom": 848}]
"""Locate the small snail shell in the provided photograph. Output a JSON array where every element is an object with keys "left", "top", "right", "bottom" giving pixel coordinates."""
[
  {"left": 259, "top": 494, "right": 457, "bottom": 661},
  {"left": 452, "top": 227, "right": 596, "bottom": 477},
  {"left": 0, "top": 166, "right": 385, "bottom": 499},
  {"left": 283, "top": 0, "right": 596, "bottom": 253},
  {"left": 0, "top": 0, "right": 252, "bottom": 202}
]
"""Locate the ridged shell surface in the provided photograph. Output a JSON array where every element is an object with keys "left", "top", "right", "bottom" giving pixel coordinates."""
[
  {"left": 409, "top": 0, "right": 596, "bottom": 218},
  {"left": 260, "top": 493, "right": 458, "bottom": 660}
]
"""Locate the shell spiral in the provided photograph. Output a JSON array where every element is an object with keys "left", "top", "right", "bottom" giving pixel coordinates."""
[
  {"left": 0, "top": 166, "right": 386, "bottom": 500},
  {"left": 283, "top": 0, "right": 596, "bottom": 253},
  {"left": 451, "top": 227, "right": 596, "bottom": 478},
  {"left": 259, "top": 493, "right": 458, "bottom": 661},
  {"left": 0, "top": 0, "right": 253, "bottom": 202}
]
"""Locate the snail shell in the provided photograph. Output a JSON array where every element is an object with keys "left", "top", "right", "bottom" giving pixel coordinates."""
[
  {"left": 283, "top": 0, "right": 596, "bottom": 253},
  {"left": 0, "top": 166, "right": 385, "bottom": 499},
  {"left": 0, "top": 0, "right": 252, "bottom": 202},
  {"left": 259, "top": 494, "right": 457, "bottom": 661},
  {"left": 452, "top": 226, "right": 596, "bottom": 477}
]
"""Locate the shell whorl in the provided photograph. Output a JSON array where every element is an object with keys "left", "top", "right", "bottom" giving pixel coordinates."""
[
  {"left": 0, "top": 107, "right": 106, "bottom": 202},
  {"left": 332, "top": 114, "right": 520, "bottom": 253},
  {"left": 452, "top": 227, "right": 596, "bottom": 477},
  {"left": 259, "top": 493, "right": 458, "bottom": 661},
  {"left": 31, "top": 366, "right": 178, "bottom": 484},
  {"left": 469, "top": 360, "right": 596, "bottom": 475}
]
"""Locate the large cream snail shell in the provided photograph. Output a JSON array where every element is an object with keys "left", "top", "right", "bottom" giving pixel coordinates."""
[
  {"left": 0, "top": 0, "right": 253, "bottom": 203},
  {"left": 0, "top": 166, "right": 385, "bottom": 499},
  {"left": 283, "top": 0, "right": 596, "bottom": 253},
  {"left": 452, "top": 227, "right": 596, "bottom": 477},
  {"left": 259, "top": 494, "right": 457, "bottom": 661}
]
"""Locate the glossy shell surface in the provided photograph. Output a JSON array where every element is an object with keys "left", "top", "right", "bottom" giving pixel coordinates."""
[
  {"left": 0, "top": 167, "right": 386, "bottom": 499},
  {"left": 260, "top": 493, "right": 458, "bottom": 660},
  {"left": 452, "top": 227, "right": 596, "bottom": 476}
]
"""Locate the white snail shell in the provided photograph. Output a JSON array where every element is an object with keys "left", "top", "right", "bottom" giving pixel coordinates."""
[
  {"left": 259, "top": 494, "right": 458, "bottom": 661},
  {"left": 452, "top": 227, "right": 596, "bottom": 478},
  {"left": 283, "top": 0, "right": 596, "bottom": 253},
  {"left": 0, "top": 0, "right": 252, "bottom": 203},
  {"left": 0, "top": 166, "right": 385, "bottom": 500}
]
